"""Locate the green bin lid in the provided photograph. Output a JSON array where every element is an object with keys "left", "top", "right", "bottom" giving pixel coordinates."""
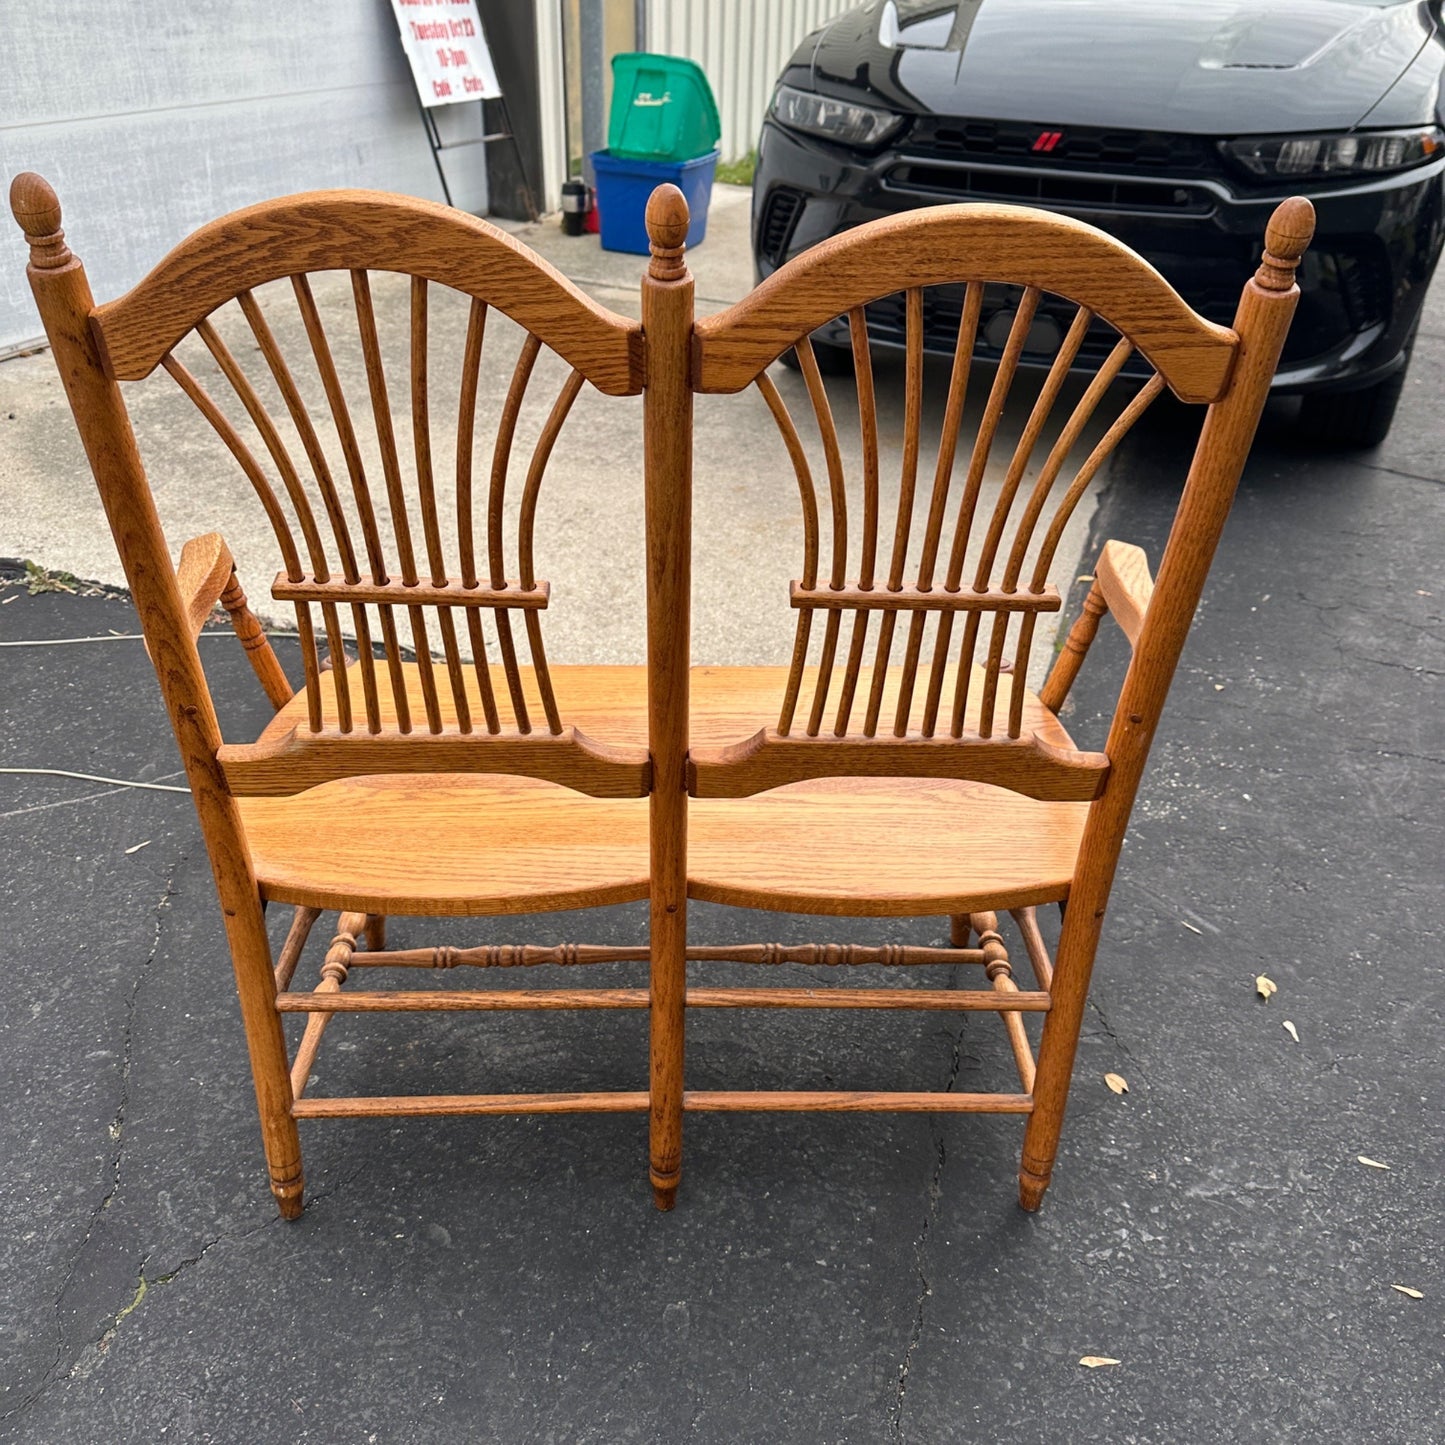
[{"left": 607, "top": 52, "right": 722, "bottom": 162}]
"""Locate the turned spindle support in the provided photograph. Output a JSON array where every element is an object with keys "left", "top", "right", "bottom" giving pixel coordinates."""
[{"left": 642, "top": 184, "right": 694, "bottom": 1212}]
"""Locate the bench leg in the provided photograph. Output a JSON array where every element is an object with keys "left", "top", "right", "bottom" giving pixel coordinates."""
[
  {"left": 228, "top": 909, "right": 305, "bottom": 1219},
  {"left": 649, "top": 892, "right": 685, "bottom": 1211},
  {"left": 1018, "top": 896, "right": 1104, "bottom": 1211}
]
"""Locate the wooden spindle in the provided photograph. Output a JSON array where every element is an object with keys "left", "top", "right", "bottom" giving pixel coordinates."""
[
  {"left": 862, "top": 286, "right": 923, "bottom": 736},
  {"left": 409, "top": 277, "right": 471, "bottom": 734},
  {"left": 900, "top": 283, "right": 983, "bottom": 737},
  {"left": 756, "top": 374, "right": 818, "bottom": 736},
  {"left": 923, "top": 289, "right": 1041, "bottom": 737},
  {"left": 642, "top": 184, "right": 694, "bottom": 1211},
  {"left": 198, "top": 317, "right": 353, "bottom": 731},
  {"left": 238, "top": 292, "right": 361, "bottom": 579},
  {"left": 795, "top": 337, "right": 848, "bottom": 735},
  {"left": 273, "top": 905, "right": 322, "bottom": 991},
  {"left": 289, "top": 275, "right": 389, "bottom": 733},
  {"left": 219, "top": 569, "right": 293, "bottom": 710},
  {"left": 518, "top": 369, "right": 584, "bottom": 735},
  {"left": 1039, "top": 581, "right": 1107, "bottom": 715},
  {"left": 289, "top": 911, "right": 368, "bottom": 1100},
  {"left": 160, "top": 355, "right": 304, "bottom": 580},
  {"left": 489, "top": 333, "right": 542, "bottom": 733},
  {"left": 835, "top": 304, "right": 881, "bottom": 735}
]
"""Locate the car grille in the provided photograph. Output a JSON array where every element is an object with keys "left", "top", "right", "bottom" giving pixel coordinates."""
[
  {"left": 886, "top": 161, "right": 1213, "bottom": 215},
  {"left": 758, "top": 187, "right": 805, "bottom": 268},
  {"left": 1333, "top": 245, "right": 1391, "bottom": 331},
  {"left": 907, "top": 118, "right": 1223, "bottom": 176}
]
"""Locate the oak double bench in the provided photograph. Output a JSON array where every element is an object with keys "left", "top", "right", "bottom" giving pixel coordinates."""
[{"left": 9, "top": 170, "right": 1312, "bottom": 1218}]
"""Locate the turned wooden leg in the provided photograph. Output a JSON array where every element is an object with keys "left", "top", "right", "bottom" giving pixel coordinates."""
[
  {"left": 649, "top": 880, "right": 685, "bottom": 1212},
  {"left": 949, "top": 914, "right": 972, "bottom": 948},
  {"left": 227, "top": 905, "right": 306, "bottom": 1219},
  {"left": 363, "top": 913, "right": 386, "bottom": 952},
  {"left": 1018, "top": 889, "right": 1107, "bottom": 1213},
  {"left": 641, "top": 194, "right": 692, "bottom": 1213}
]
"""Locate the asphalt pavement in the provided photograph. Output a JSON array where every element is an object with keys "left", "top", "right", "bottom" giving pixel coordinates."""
[{"left": 0, "top": 193, "right": 1441, "bottom": 1443}]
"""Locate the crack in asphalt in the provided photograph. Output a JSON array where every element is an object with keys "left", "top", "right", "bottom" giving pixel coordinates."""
[
  {"left": 2, "top": 863, "right": 179, "bottom": 1425},
  {"left": 892, "top": 1001, "right": 966, "bottom": 1445},
  {"left": 1355, "top": 459, "right": 1445, "bottom": 489}
]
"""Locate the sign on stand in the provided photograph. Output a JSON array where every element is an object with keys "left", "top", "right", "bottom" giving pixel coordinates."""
[
  {"left": 390, "top": 0, "right": 501, "bottom": 106},
  {"left": 388, "top": 0, "right": 534, "bottom": 216}
]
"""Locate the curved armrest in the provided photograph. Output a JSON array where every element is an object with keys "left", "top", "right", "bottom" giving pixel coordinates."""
[
  {"left": 176, "top": 531, "right": 235, "bottom": 640},
  {"left": 175, "top": 532, "right": 293, "bottom": 710},
  {"left": 1039, "top": 539, "right": 1154, "bottom": 713},
  {"left": 1094, "top": 539, "right": 1153, "bottom": 649}
]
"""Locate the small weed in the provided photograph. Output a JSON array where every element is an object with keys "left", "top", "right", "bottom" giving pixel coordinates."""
[
  {"left": 20, "top": 560, "right": 107, "bottom": 596},
  {"left": 715, "top": 151, "right": 756, "bottom": 187}
]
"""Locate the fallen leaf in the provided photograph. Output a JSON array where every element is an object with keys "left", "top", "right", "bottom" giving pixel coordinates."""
[
  {"left": 1391, "top": 1285, "right": 1423, "bottom": 1299},
  {"left": 1182, "top": 921, "right": 1203, "bottom": 935},
  {"left": 1213, "top": 683, "right": 1225, "bottom": 691},
  {"left": 1357, "top": 1156, "right": 1391, "bottom": 1171},
  {"left": 124, "top": 840, "right": 151, "bottom": 855},
  {"left": 1282, "top": 1020, "right": 1299, "bottom": 1043},
  {"left": 1079, "top": 1356, "right": 1121, "bottom": 1368},
  {"left": 1256, "top": 975, "right": 1277, "bottom": 1000},
  {"left": 1104, "top": 1073, "right": 1128, "bottom": 1095}
]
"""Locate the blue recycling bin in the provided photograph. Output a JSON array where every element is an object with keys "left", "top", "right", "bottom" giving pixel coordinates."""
[{"left": 589, "top": 149, "right": 719, "bottom": 255}]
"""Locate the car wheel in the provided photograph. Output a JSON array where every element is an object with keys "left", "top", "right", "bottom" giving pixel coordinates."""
[
  {"left": 1297, "top": 369, "right": 1407, "bottom": 449},
  {"left": 778, "top": 338, "right": 855, "bottom": 376}
]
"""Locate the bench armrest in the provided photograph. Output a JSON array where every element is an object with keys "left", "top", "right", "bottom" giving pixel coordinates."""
[
  {"left": 1093, "top": 539, "right": 1153, "bottom": 649},
  {"left": 175, "top": 532, "right": 294, "bottom": 710},
  {"left": 1039, "top": 539, "right": 1154, "bottom": 713},
  {"left": 176, "top": 531, "right": 235, "bottom": 640}
]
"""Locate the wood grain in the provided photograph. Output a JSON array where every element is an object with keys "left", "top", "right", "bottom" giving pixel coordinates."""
[
  {"left": 683, "top": 1092, "right": 1033, "bottom": 1114},
  {"left": 687, "top": 776, "right": 1087, "bottom": 917},
  {"left": 91, "top": 189, "right": 642, "bottom": 393},
  {"left": 1094, "top": 539, "right": 1154, "bottom": 648},
  {"left": 642, "top": 184, "right": 695, "bottom": 1211},
  {"left": 693, "top": 203, "right": 1238, "bottom": 401},
  {"left": 241, "top": 773, "right": 650, "bottom": 915}
]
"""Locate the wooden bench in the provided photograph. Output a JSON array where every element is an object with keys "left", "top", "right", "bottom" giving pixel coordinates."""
[{"left": 10, "top": 170, "right": 1312, "bottom": 1218}]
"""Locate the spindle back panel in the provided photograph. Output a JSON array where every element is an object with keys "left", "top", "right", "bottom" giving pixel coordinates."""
[
  {"left": 89, "top": 192, "right": 644, "bottom": 789},
  {"left": 692, "top": 203, "right": 1239, "bottom": 797}
]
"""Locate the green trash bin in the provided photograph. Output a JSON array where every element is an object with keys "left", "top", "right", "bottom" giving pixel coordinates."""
[{"left": 607, "top": 52, "right": 721, "bottom": 163}]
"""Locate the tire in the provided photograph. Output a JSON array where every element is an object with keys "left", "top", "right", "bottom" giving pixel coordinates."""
[
  {"left": 1297, "top": 368, "right": 1406, "bottom": 449},
  {"left": 778, "top": 338, "right": 855, "bottom": 376}
]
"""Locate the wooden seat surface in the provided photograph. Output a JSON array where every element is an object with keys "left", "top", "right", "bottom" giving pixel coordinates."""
[{"left": 241, "top": 662, "right": 1087, "bottom": 917}]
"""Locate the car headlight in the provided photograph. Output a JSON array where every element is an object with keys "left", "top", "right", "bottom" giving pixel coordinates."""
[
  {"left": 1221, "top": 127, "right": 1444, "bottom": 180},
  {"left": 770, "top": 84, "right": 903, "bottom": 148}
]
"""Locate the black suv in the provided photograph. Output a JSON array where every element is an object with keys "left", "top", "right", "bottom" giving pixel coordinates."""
[{"left": 752, "top": 0, "right": 1445, "bottom": 446}]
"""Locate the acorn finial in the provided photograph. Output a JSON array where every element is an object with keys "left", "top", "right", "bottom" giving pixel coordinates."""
[
  {"left": 9, "top": 172, "right": 71, "bottom": 270},
  {"left": 1255, "top": 196, "right": 1315, "bottom": 293},
  {"left": 645, "top": 184, "right": 690, "bottom": 281}
]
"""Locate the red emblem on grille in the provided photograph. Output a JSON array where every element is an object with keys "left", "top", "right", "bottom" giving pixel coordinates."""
[{"left": 1032, "top": 130, "right": 1063, "bottom": 153}]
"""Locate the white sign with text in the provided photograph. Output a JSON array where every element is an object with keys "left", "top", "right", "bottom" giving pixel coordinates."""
[{"left": 390, "top": 0, "right": 501, "bottom": 107}]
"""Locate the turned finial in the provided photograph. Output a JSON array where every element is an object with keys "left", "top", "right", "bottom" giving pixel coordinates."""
[
  {"left": 9, "top": 172, "right": 71, "bottom": 270},
  {"left": 645, "top": 184, "right": 690, "bottom": 281},
  {"left": 1255, "top": 196, "right": 1315, "bottom": 293}
]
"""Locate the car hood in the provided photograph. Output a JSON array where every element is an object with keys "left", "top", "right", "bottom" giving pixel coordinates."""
[{"left": 810, "top": 0, "right": 1438, "bottom": 134}]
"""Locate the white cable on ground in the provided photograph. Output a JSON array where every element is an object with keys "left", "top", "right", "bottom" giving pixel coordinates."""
[
  {"left": 0, "top": 633, "right": 296, "bottom": 646},
  {"left": 0, "top": 767, "right": 191, "bottom": 793}
]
